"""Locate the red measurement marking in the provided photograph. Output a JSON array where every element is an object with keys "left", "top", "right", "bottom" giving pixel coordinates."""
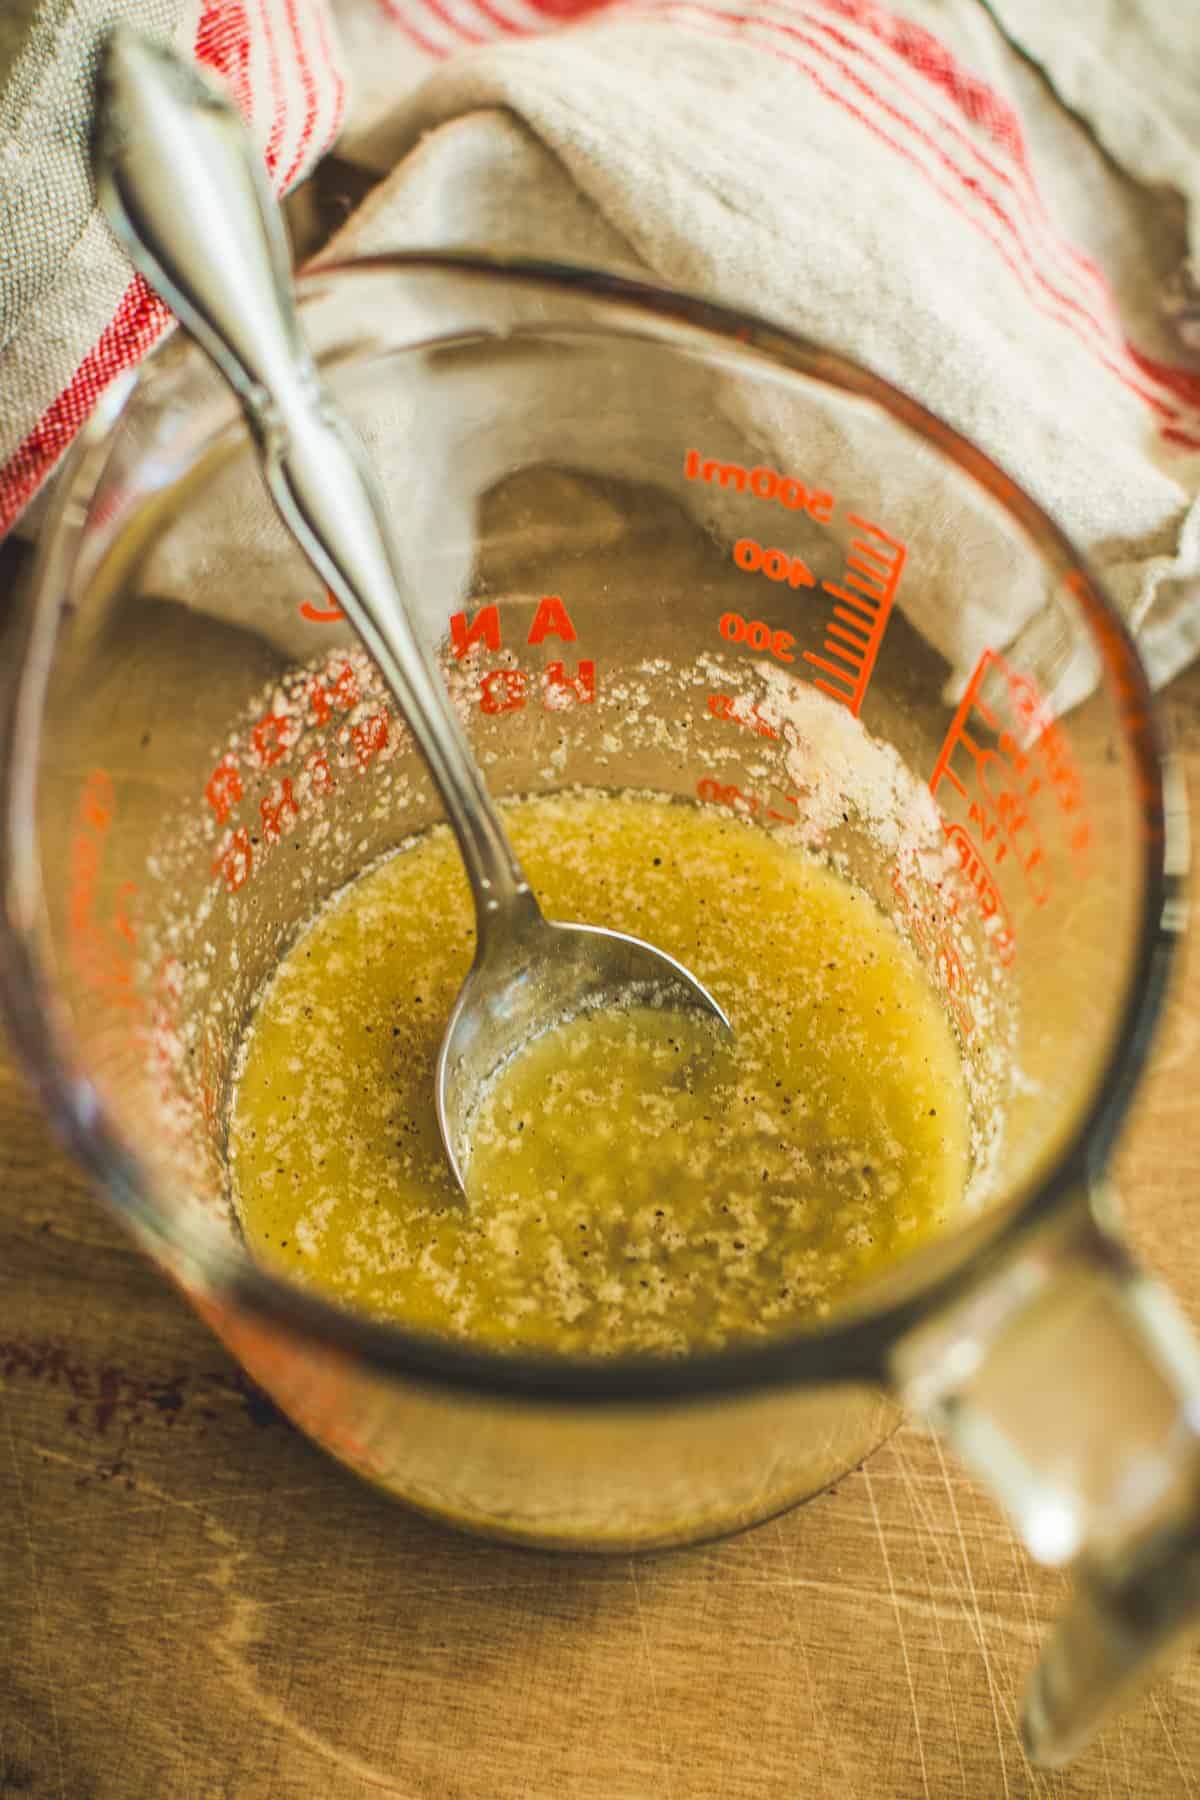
[
  {"left": 477, "top": 663, "right": 597, "bottom": 713},
  {"left": 205, "top": 755, "right": 243, "bottom": 825},
  {"left": 542, "top": 661, "right": 595, "bottom": 708},
  {"left": 732, "top": 537, "right": 816, "bottom": 588},
  {"left": 929, "top": 648, "right": 1082, "bottom": 908},
  {"left": 308, "top": 661, "right": 360, "bottom": 726},
  {"left": 696, "top": 776, "right": 760, "bottom": 816},
  {"left": 450, "top": 596, "right": 579, "bottom": 659},
  {"left": 696, "top": 777, "right": 806, "bottom": 823},
  {"left": 112, "top": 881, "right": 138, "bottom": 945},
  {"left": 199, "top": 623, "right": 598, "bottom": 901},
  {"left": 80, "top": 771, "right": 113, "bottom": 832},
  {"left": 479, "top": 669, "right": 527, "bottom": 714},
  {"left": 305, "top": 747, "right": 334, "bottom": 796},
  {"left": 718, "top": 611, "right": 797, "bottom": 663},
  {"left": 706, "top": 693, "right": 780, "bottom": 739},
  {"left": 683, "top": 448, "right": 834, "bottom": 521},
  {"left": 299, "top": 588, "right": 345, "bottom": 623},
  {"left": 252, "top": 710, "right": 300, "bottom": 770},
  {"left": 351, "top": 712, "right": 391, "bottom": 770},
  {"left": 802, "top": 516, "right": 906, "bottom": 717},
  {"left": 995, "top": 652, "right": 1092, "bottom": 867},
  {"left": 891, "top": 855, "right": 976, "bottom": 1034},
  {"left": 67, "top": 770, "right": 141, "bottom": 1012},
  {"left": 451, "top": 604, "right": 502, "bottom": 660},
  {"left": 527, "top": 595, "right": 577, "bottom": 646},
  {"left": 213, "top": 826, "right": 253, "bottom": 895},
  {"left": 942, "top": 820, "right": 1016, "bottom": 965},
  {"left": 203, "top": 664, "right": 356, "bottom": 831},
  {"left": 259, "top": 778, "right": 299, "bottom": 845}
]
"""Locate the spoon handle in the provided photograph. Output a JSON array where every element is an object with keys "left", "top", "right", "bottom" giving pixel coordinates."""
[{"left": 95, "top": 29, "right": 538, "bottom": 930}]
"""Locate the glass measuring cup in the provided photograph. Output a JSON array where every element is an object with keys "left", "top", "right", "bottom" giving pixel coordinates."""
[{"left": 1, "top": 252, "right": 1192, "bottom": 1766}]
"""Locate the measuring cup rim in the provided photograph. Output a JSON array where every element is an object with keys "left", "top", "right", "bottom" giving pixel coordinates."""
[{"left": 0, "top": 249, "right": 1178, "bottom": 1407}]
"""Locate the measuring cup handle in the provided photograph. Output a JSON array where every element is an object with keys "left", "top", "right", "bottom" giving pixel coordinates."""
[{"left": 892, "top": 1193, "right": 1200, "bottom": 1766}]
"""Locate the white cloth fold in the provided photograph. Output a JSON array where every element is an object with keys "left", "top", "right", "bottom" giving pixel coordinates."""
[
  {"left": 4, "top": 0, "right": 1200, "bottom": 698},
  {"left": 319, "top": 0, "right": 1200, "bottom": 690}
]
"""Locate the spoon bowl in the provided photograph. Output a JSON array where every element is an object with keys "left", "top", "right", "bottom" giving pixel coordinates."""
[
  {"left": 95, "top": 28, "right": 730, "bottom": 1194},
  {"left": 437, "top": 897, "right": 730, "bottom": 1187}
]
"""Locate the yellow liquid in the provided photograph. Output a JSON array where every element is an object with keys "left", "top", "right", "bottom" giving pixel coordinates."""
[{"left": 229, "top": 793, "right": 968, "bottom": 1354}]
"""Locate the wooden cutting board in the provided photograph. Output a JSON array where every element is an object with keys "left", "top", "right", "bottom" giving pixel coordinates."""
[{"left": 3, "top": 645, "right": 1200, "bottom": 1800}]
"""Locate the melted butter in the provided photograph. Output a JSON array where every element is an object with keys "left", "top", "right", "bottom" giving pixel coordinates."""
[{"left": 229, "top": 792, "right": 969, "bottom": 1354}]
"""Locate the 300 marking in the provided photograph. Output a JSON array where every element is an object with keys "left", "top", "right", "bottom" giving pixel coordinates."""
[
  {"left": 716, "top": 515, "right": 908, "bottom": 720},
  {"left": 718, "top": 612, "right": 796, "bottom": 663}
]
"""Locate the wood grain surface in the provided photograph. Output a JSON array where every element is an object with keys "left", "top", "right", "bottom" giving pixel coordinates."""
[{"left": 3, "top": 645, "right": 1200, "bottom": 1800}]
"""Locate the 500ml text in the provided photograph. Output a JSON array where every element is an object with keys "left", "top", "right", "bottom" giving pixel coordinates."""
[{"left": 683, "top": 449, "right": 834, "bottom": 522}]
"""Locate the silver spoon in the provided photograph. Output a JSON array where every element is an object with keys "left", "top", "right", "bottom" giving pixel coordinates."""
[{"left": 95, "top": 29, "right": 730, "bottom": 1193}]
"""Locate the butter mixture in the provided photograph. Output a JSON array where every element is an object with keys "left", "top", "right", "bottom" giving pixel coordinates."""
[{"left": 229, "top": 792, "right": 968, "bottom": 1354}]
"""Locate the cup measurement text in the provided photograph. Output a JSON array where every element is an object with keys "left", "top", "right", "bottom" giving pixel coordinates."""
[
  {"left": 927, "top": 648, "right": 1093, "bottom": 962},
  {"left": 685, "top": 450, "right": 908, "bottom": 721},
  {"left": 683, "top": 448, "right": 833, "bottom": 521},
  {"left": 204, "top": 598, "right": 595, "bottom": 894}
]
